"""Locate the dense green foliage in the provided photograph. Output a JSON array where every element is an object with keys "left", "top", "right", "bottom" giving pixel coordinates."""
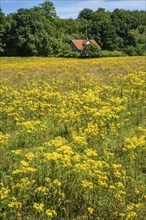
[
  {"left": 0, "top": 1, "right": 146, "bottom": 56},
  {"left": 80, "top": 44, "right": 101, "bottom": 58}
]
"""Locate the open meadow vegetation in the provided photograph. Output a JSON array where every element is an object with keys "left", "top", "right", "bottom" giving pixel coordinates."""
[{"left": 0, "top": 57, "right": 146, "bottom": 219}]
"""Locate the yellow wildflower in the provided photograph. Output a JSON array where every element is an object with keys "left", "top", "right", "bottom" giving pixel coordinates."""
[
  {"left": 53, "top": 179, "right": 62, "bottom": 187},
  {"left": 45, "top": 209, "right": 57, "bottom": 217},
  {"left": 36, "top": 186, "right": 48, "bottom": 195},
  {"left": 87, "top": 207, "right": 94, "bottom": 215},
  {"left": 81, "top": 180, "right": 93, "bottom": 189},
  {"left": 20, "top": 160, "right": 29, "bottom": 167},
  {"left": 11, "top": 149, "right": 22, "bottom": 155},
  {"left": 126, "top": 211, "right": 137, "bottom": 220},
  {"left": 8, "top": 201, "right": 22, "bottom": 210},
  {"left": 33, "top": 203, "right": 44, "bottom": 212},
  {"left": 0, "top": 187, "right": 10, "bottom": 200}
]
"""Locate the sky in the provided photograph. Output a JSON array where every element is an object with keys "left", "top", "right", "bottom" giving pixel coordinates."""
[{"left": 1, "top": 0, "right": 146, "bottom": 18}]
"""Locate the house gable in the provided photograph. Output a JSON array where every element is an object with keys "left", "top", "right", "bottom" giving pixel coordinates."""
[
  {"left": 70, "top": 41, "right": 80, "bottom": 52},
  {"left": 70, "top": 39, "right": 100, "bottom": 52}
]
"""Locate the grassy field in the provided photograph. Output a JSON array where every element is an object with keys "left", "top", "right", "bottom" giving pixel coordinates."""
[{"left": 0, "top": 57, "right": 146, "bottom": 220}]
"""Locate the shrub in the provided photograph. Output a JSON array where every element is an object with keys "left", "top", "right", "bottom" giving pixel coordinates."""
[
  {"left": 80, "top": 43, "right": 101, "bottom": 58},
  {"left": 58, "top": 51, "right": 80, "bottom": 58},
  {"left": 124, "top": 45, "right": 145, "bottom": 56},
  {"left": 99, "top": 50, "right": 125, "bottom": 57}
]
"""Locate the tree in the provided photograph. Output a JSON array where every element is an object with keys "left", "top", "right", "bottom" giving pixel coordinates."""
[
  {"left": 78, "top": 8, "right": 93, "bottom": 20},
  {"left": 96, "top": 8, "right": 105, "bottom": 13},
  {"left": 90, "top": 9, "right": 111, "bottom": 47},
  {"left": 39, "top": 0, "right": 57, "bottom": 20},
  {"left": 125, "top": 27, "right": 146, "bottom": 55},
  {"left": 0, "top": 8, "right": 6, "bottom": 55},
  {"left": 99, "top": 21, "right": 123, "bottom": 50},
  {"left": 4, "top": 7, "right": 54, "bottom": 56}
]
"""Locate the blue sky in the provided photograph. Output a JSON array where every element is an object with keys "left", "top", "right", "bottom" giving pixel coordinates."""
[{"left": 1, "top": 0, "right": 146, "bottom": 18}]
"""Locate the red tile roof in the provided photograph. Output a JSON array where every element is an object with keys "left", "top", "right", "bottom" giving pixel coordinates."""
[{"left": 71, "top": 39, "right": 99, "bottom": 51}]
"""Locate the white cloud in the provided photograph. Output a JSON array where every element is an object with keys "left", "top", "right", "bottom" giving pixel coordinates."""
[
  {"left": 102, "top": 0, "right": 145, "bottom": 10},
  {"left": 56, "top": 0, "right": 145, "bottom": 18},
  {"left": 56, "top": 0, "right": 102, "bottom": 18},
  {"left": 1, "top": 0, "right": 145, "bottom": 18}
]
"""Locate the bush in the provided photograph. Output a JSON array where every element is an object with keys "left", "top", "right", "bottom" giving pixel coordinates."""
[
  {"left": 57, "top": 51, "right": 80, "bottom": 58},
  {"left": 80, "top": 44, "right": 125, "bottom": 58},
  {"left": 124, "top": 46, "right": 138, "bottom": 56},
  {"left": 80, "top": 43, "right": 101, "bottom": 58},
  {"left": 99, "top": 50, "right": 125, "bottom": 57},
  {"left": 124, "top": 45, "right": 145, "bottom": 56}
]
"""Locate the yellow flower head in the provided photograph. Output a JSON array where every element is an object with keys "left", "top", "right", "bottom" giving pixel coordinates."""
[
  {"left": 87, "top": 207, "right": 94, "bottom": 215},
  {"left": 81, "top": 180, "right": 93, "bottom": 189},
  {"left": 45, "top": 209, "right": 57, "bottom": 217},
  {"left": 33, "top": 203, "right": 44, "bottom": 212}
]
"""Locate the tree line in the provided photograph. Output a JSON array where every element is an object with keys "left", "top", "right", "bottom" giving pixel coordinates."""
[{"left": 0, "top": 0, "right": 146, "bottom": 57}]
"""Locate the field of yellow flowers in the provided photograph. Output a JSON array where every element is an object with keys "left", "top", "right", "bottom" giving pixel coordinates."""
[{"left": 0, "top": 57, "right": 146, "bottom": 220}]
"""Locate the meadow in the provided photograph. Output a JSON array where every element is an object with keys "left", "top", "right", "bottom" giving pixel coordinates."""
[{"left": 0, "top": 57, "right": 146, "bottom": 220}]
